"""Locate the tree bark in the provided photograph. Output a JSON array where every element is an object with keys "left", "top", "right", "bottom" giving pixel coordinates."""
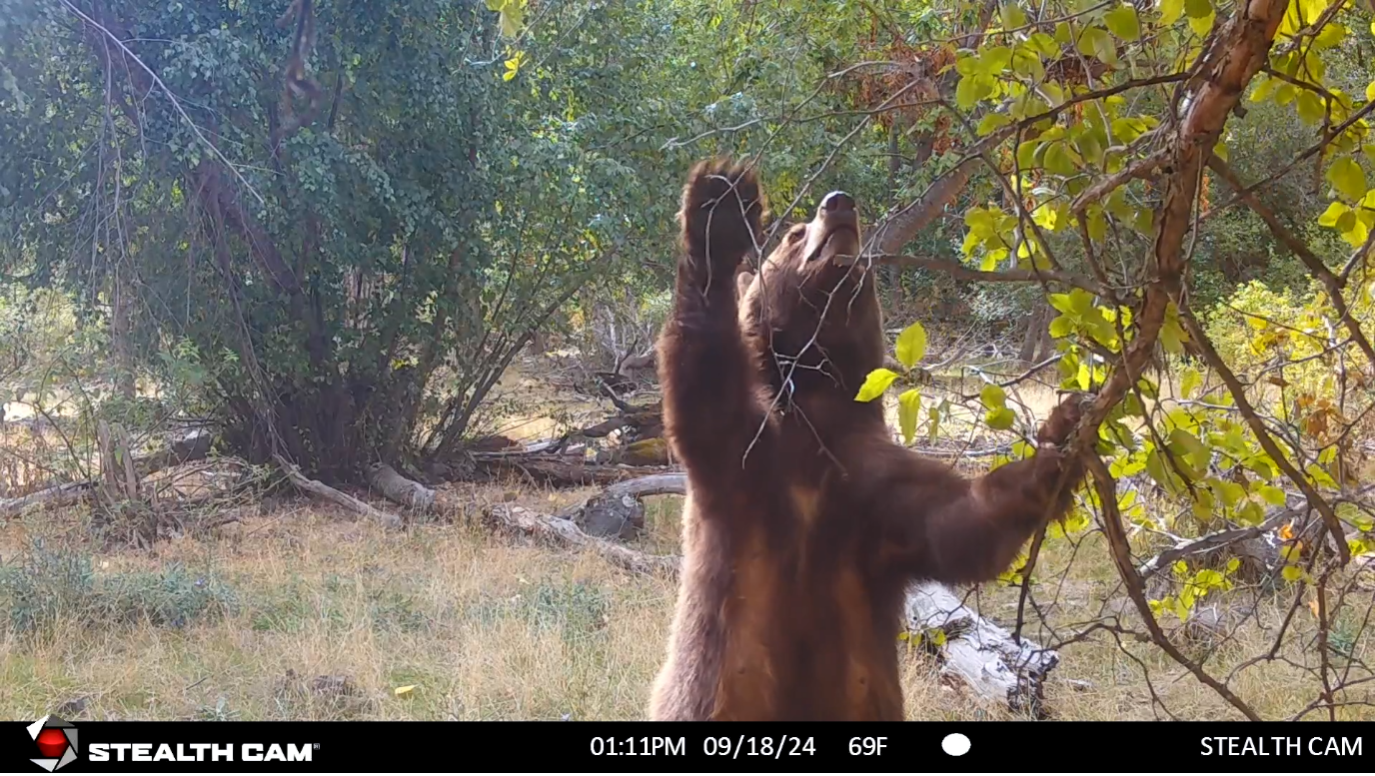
[{"left": 111, "top": 268, "right": 136, "bottom": 400}]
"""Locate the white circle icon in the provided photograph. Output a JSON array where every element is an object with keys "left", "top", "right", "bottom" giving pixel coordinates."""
[{"left": 941, "top": 733, "right": 971, "bottom": 756}]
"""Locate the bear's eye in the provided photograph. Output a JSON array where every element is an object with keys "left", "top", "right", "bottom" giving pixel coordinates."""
[{"left": 787, "top": 226, "right": 805, "bottom": 244}]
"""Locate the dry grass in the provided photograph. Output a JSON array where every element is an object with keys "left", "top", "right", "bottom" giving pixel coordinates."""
[
  {"left": 2, "top": 354, "right": 1372, "bottom": 722},
  {"left": 3, "top": 485, "right": 1370, "bottom": 722}
]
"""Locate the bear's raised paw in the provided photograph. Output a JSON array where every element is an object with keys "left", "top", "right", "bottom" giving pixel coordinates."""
[
  {"left": 1036, "top": 392, "right": 1091, "bottom": 449},
  {"left": 679, "top": 158, "right": 764, "bottom": 270}
]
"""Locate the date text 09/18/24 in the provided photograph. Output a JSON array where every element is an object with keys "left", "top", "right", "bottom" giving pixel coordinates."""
[{"left": 587, "top": 736, "right": 890, "bottom": 758}]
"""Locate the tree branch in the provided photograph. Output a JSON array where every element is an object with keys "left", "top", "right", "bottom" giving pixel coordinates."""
[{"left": 1174, "top": 301, "right": 1351, "bottom": 564}]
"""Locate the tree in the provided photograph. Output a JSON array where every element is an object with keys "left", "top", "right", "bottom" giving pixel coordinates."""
[
  {"left": 848, "top": 0, "right": 1375, "bottom": 720},
  {"left": 0, "top": 0, "right": 650, "bottom": 481}
]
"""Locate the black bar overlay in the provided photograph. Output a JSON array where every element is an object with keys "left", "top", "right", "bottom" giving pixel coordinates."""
[{"left": 7, "top": 720, "right": 1371, "bottom": 772}]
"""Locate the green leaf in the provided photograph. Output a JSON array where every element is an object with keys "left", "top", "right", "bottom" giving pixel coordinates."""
[
  {"left": 1160, "top": 0, "right": 1184, "bottom": 25},
  {"left": 1257, "top": 484, "right": 1287, "bottom": 506},
  {"left": 895, "top": 322, "right": 928, "bottom": 369},
  {"left": 986, "top": 406, "right": 1016, "bottom": 430},
  {"left": 955, "top": 76, "right": 982, "bottom": 110},
  {"left": 1327, "top": 157, "right": 1367, "bottom": 202},
  {"left": 1313, "top": 23, "right": 1345, "bottom": 50},
  {"left": 1049, "top": 315, "right": 1074, "bottom": 338},
  {"left": 1237, "top": 500, "right": 1265, "bottom": 525},
  {"left": 982, "top": 46, "right": 1014, "bottom": 73},
  {"left": 1295, "top": 91, "right": 1324, "bottom": 125},
  {"left": 1159, "top": 305, "right": 1188, "bottom": 354},
  {"left": 1001, "top": 4, "right": 1028, "bottom": 30},
  {"left": 1026, "top": 32, "right": 1060, "bottom": 58},
  {"left": 1183, "top": 0, "right": 1211, "bottom": 21},
  {"left": 980, "top": 383, "right": 1008, "bottom": 410},
  {"left": 1076, "top": 27, "right": 1117, "bottom": 66},
  {"left": 1180, "top": 366, "right": 1202, "bottom": 398},
  {"left": 855, "top": 368, "right": 899, "bottom": 402},
  {"left": 1043, "top": 142, "right": 1076, "bottom": 175},
  {"left": 977, "top": 112, "right": 1012, "bottom": 137},
  {"left": 1281, "top": 565, "right": 1303, "bottom": 583},
  {"left": 898, "top": 389, "right": 921, "bottom": 446},
  {"left": 1306, "top": 462, "right": 1338, "bottom": 489},
  {"left": 1104, "top": 5, "right": 1141, "bottom": 40},
  {"left": 1170, "top": 428, "right": 1209, "bottom": 469}
]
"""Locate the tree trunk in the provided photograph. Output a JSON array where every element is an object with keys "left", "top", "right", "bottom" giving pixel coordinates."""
[
  {"left": 1018, "top": 305, "right": 1054, "bottom": 363},
  {"left": 884, "top": 117, "right": 904, "bottom": 311},
  {"left": 111, "top": 269, "right": 136, "bottom": 400}
]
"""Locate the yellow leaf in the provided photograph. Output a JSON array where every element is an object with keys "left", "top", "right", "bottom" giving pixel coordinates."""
[
  {"left": 1318, "top": 200, "right": 1351, "bottom": 227},
  {"left": 898, "top": 389, "right": 921, "bottom": 446},
  {"left": 854, "top": 368, "right": 899, "bottom": 402},
  {"left": 1327, "top": 157, "right": 1368, "bottom": 202},
  {"left": 1278, "top": 521, "right": 1295, "bottom": 541},
  {"left": 1001, "top": 4, "right": 1028, "bottom": 30},
  {"left": 1180, "top": 366, "right": 1202, "bottom": 398},
  {"left": 394, "top": 685, "right": 417, "bottom": 698},
  {"left": 1104, "top": 5, "right": 1141, "bottom": 41},
  {"left": 894, "top": 321, "right": 928, "bottom": 369},
  {"left": 1159, "top": 0, "right": 1184, "bottom": 26},
  {"left": 1308, "top": 599, "right": 1320, "bottom": 617},
  {"left": 986, "top": 406, "right": 1016, "bottom": 430},
  {"left": 980, "top": 383, "right": 1008, "bottom": 410}
]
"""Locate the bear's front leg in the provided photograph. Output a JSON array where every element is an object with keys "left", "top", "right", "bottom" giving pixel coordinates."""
[
  {"left": 872, "top": 394, "right": 1089, "bottom": 585},
  {"left": 657, "top": 158, "right": 773, "bottom": 486}
]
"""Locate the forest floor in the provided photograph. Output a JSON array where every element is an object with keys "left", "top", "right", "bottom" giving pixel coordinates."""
[{"left": 0, "top": 353, "right": 1370, "bottom": 722}]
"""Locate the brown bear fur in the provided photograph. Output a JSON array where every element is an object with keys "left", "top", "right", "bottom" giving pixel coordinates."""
[{"left": 648, "top": 158, "right": 1088, "bottom": 721}]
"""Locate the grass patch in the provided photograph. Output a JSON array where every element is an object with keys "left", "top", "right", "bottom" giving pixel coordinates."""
[{"left": 0, "top": 542, "right": 236, "bottom": 635}]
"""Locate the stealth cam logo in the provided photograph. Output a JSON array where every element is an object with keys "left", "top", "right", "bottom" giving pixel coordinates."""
[{"left": 27, "top": 715, "right": 78, "bottom": 772}]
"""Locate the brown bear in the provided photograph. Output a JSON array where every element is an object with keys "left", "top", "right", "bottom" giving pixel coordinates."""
[{"left": 648, "top": 158, "right": 1088, "bottom": 721}]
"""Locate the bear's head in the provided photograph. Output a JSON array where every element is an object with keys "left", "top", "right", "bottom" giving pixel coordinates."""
[{"left": 738, "top": 189, "right": 886, "bottom": 415}]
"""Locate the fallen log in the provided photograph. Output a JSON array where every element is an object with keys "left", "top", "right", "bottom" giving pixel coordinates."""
[
  {"left": 519, "top": 471, "right": 1054, "bottom": 712},
  {"left": 904, "top": 581, "right": 1058, "bottom": 718},
  {"left": 595, "top": 437, "right": 669, "bottom": 467},
  {"left": 134, "top": 427, "right": 216, "bottom": 478},
  {"left": 273, "top": 454, "right": 403, "bottom": 529},
  {"left": 0, "top": 482, "right": 92, "bottom": 519},
  {"left": 484, "top": 503, "right": 680, "bottom": 576},
  {"left": 564, "top": 471, "right": 686, "bottom": 539},
  {"left": 470, "top": 454, "right": 671, "bottom": 487},
  {"left": 367, "top": 462, "right": 436, "bottom": 511}
]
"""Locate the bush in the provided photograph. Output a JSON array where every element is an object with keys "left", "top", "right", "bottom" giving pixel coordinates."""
[{"left": 0, "top": 543, "right": 236, "bottom": 634}]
